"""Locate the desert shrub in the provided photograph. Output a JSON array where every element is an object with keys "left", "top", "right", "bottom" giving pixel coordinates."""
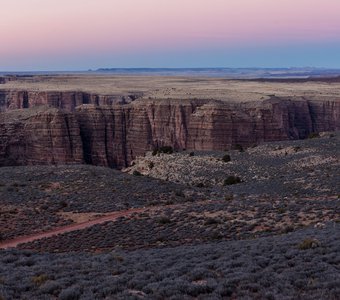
[
  {"left": 152, "top": 146, "right": 174, "bottom": 155},
  {"left": 308, "top": 132, "right": 320, "bottom": 139},
  {"left": 298, "top": 238, "right": 320, "bottom": 250},
  {"left": 196, "top": 182, "right": 205, "bottom": 188},
  {"left": 282, "top": 225, "right": 294, "bottom": 233},
  {"left": 277, "top": 207, "right": 286, "bottom": 214},
  {"left": 204, "top": 218, "right": 221, "bottom": 225},
  {"left": 158, "top": 216, "right": 171, "bottom": 224},
  {"left": 32, "top": 274, "right": 49, "bottom": 286},
  {"left": 189, "top": 152, "right": 195, "bottom": 157},
  {"left": 234, "top": 144, "right": 244, "bottom": 152},
  {"left": 211, "top": 232, "right": 223, "bottom": 240},
  {"left": 223, "top": 176, "right": 241, "bottom": 186},
  {"left": 222, "top": 154, "right": 231, "bottom": 162},
  {"left": 159, "top": 146, "right": 173, "bottom": 154},
  {"left": 111, "top": 254, "right": 124, "bottom": 262},
  {"left": 132, "top": 170, "right": 142, "bottom": 176},
  {"left": 224, "top": 194, "right": 234, "bottom": 201},
  {"left": 175, "top": 190, "right": 185, "bottom": 197},
  {"left": 59, "top": 200, "right": 68, "bottom": 208}
]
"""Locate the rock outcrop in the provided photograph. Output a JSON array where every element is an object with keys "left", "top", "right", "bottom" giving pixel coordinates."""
[
  {"left": 0, "top": 90, "right": 140, "bottom": 112},
  {"left": 0, "top": 108, "right": 83, "bottom": 166},
  {"left": 72, "top": 98, "right": 340, "bottom": 168},
  {"left": 0, "top": 76, "right": 17, "bottom": 85},
  {"left": 0, "top": 90, "right": 339, "bottom": 168}
]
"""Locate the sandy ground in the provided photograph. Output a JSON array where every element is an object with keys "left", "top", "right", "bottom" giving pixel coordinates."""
[{"left": 1, "top": 75, "right": 340, "bottom": 103}]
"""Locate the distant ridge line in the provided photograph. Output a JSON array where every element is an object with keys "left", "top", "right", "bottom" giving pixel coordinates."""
[{"left": 94, "top": 67, "right": 340, "bottom": 79}]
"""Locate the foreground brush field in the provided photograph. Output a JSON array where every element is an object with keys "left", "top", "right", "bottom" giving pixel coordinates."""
[{"left": 0, "top": 132, "right": 339, "bottom": 299}]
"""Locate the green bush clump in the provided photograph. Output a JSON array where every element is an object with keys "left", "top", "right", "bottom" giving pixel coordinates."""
[
  {"left": 32, "top": 274, "right": 49, "bottom": 286},
  {"left": 132, "top": 170, "right": 142, "bottom": 176},
  {"left": 204, "top": 217, "right": 221, "bottom": 225},
  {"left": 223, "top": 176, "right": 241, "bottom": 186},
  {"left": 277, "top": 207, "right": 286, "bottom": 214},
  {"left": 308, "top": 132, "right": 320, "bottom": 139},
  {"left": 298, "top": 238, "right": 320, "bottom": 250},
  {"left": 158, "top": 216, "right": 172, "bottom": 224},
  {"left": 175, "top": 190, "right": 185, "bottom": 197},
  {"left": 224, "top": 194, "right": 233, "bottom": 201},
  {"left": 152, "top": 146, "right": 174, "bottom": 155},
  {"left": 222, "top": 154, "right": 231, "bottom": 162},
  {"left": 234, "top": 144, "right": 244, "bottom": 152}
]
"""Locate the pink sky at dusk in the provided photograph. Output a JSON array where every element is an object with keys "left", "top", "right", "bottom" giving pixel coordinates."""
[{"left": 1, "top": 0, "right": 340, "bottom": 70}]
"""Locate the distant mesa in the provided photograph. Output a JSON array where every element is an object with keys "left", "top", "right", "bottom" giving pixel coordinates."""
[{"left": 94, "top": 67, "right": 340, "bottom": 79}]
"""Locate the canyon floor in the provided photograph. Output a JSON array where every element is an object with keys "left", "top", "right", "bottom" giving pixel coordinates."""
[{"left": 0, "top": 132, "right": 339, "bottom": 299}]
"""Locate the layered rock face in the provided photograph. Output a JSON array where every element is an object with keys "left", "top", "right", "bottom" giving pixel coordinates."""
[
  {"left": 73, "top": 98, "right": 340, "bottom": 168},
  {"left": 0, "top": 90, "right": 339, "bottom": 168},
  {"left": 0, "top": 76, "right": 17, "bottom": 85},
  {"left": 0, "top": 90, "right": 140, "bottom": 112},
  {"left": 0, "top": 108, "right": 83, "bottom": 166}
]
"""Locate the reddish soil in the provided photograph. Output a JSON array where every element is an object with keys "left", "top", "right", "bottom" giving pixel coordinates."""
[{"left": 0, "top": 207, "right": 147, "bottom": 249}]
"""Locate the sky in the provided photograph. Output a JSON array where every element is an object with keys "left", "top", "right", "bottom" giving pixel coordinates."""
[{"left": 1, "top": 0, "right": 340, "bottom": 71}]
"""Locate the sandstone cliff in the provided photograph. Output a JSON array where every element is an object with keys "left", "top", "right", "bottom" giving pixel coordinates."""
[
  {"left": 0, "top": 107, "right": 83, "bottom": 166},
  {"left": 0, "top": 90, "right": 140, "bottom": 112},
  {"left": 72, "top": 98, "right": 340, "bottom": 168},
  {"left": 0, "top": 90, "right": 339, "bottom": 168}
]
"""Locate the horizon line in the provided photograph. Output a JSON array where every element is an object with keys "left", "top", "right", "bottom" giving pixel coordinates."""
[{"left": 2, "top": 66, "right": 340, "bottom": 73}]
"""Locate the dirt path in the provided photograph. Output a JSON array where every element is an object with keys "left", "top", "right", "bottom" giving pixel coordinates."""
[
  {"left": 1, "top": 195, "right": 333, "bottom": 250},
  {"left": 0, "top": 207, "right": 147, "bottom": 249}
]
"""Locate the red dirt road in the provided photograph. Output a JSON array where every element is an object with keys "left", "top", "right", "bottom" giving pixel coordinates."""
[
  {"left": 0, "top": 207, "right": 147, "bottom": 249},
  {"left": 0, "top": 196, "right": 333, "bottom": 250}
]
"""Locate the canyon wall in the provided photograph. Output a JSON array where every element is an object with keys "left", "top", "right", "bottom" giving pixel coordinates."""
[
  {"left": 0, "top": 90, "right": 140, "bottom": 112},
  {"left": 0, "top": 90, "right": 339, "bottom": 168},
  {"left": 0, "top": 108, "right": 83, "bottom": 166}
]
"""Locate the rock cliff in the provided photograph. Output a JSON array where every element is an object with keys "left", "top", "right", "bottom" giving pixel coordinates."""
[
  {"left": 73, "top": 98, "right": 340, "bottom": 168},
  {"left": 0, "top": 90, "right": 339, "bottom": 168},
  {"left": 0, "top": 107, "right": 83, "bottom": 166},
  {"left": 0, "top": 90, "right": 139, "bottom": 112}
]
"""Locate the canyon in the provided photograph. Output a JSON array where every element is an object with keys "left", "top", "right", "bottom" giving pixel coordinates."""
[{"left": 0, "top": 75, "right": 339, "bottom": 168}]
